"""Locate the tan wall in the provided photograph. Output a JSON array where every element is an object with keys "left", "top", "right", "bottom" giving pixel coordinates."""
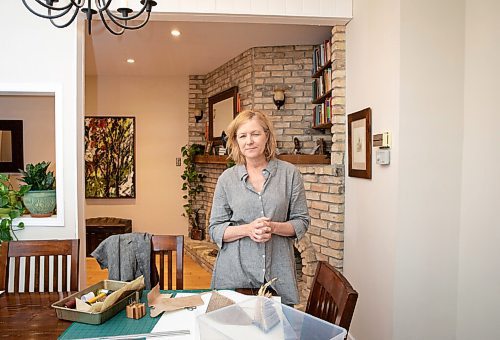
[
  {"left": 0, "top": 95, "right": 56, "bottom": 185},
  {"left": 85, "top": 75, "right": 189, "bottom": 236}
]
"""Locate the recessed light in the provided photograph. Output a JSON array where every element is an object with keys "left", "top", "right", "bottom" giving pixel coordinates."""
[
  {"left": 171, "top": 29, "right": 181, "bottom": 37},
  {"left": 127, "top": 58, "right": 135, "bottom": 64}
]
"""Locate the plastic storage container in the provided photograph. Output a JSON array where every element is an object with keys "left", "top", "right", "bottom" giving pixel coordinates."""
[
  {"left": 52, "top": 279, "right": 143, "bottom": 325},
  {"left": 197, "top": 296, "right": 346, "bottom": 340}
]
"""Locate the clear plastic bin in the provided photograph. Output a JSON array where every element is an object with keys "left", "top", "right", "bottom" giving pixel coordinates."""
[{"left": 197, "top": 296, "right": 346, "bottom": 340}]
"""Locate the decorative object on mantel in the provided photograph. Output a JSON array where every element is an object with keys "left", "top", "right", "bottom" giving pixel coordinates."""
[
  {"left": 19, "top": 161, "right": 56, "bottom": 218},
  {"left": 348, "top": 107, "right": 372, "bottom": 179},
  {"left": 0, "top": 174, "right": 30, "bottom": 241},
  {"left": 272, "top": 88, "right": 286, "bottom": 110},
  {"left": 181, "top": 144, "right": 206, "bottom": 240},
  {"left": 293, "top": 137, "right": 302, "bottom": 155},
  {"left": 21, "top": 0, "right": 157, "bottom": 35},
  {"left": 85, "top": 116, "right": 136, "bottom": 198}
]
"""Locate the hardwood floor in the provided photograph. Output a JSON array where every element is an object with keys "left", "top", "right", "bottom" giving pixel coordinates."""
[{"left": 86, "top": 253, "right": 212, "bottom": 289}]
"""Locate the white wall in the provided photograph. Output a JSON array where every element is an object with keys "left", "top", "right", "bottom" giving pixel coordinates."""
[
  {"left": 457, "top": 1, "right": 500, "bottom": 339},
  {"left": 346, "top": 0, "right": 499, "bottom": 339},
  {"left": 85, "top": 75, "right": 189, "bottom": 236},
  {"left": 0, "top": 2, "right": 82, "bottom": 240},
  {"left": 344, "top": 0, "right": 400, "bottom": 338}
]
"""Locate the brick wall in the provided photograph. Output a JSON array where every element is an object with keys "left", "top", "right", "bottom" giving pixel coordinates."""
[{"left": 187, "top": 26, "right": 346, "bottom": 302}]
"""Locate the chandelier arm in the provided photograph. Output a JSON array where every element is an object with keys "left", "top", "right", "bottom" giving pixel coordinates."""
[
  {"left": 49, "top": 7, "right": 80, "bottom": 28},
  {"left": 94, "top": 0, "right": 113, "bottom": 12},
  {"left": 103, "top": 8, "right": 150, "bottom": 30},
  {"left": 104, "top": 9, "right": 151, "bottom": 30},
  {"left": 22, "top": 0, "right": 75, "bottom": 20},
  {"left": 32, "top": 0, "right": 75, "bottom": 10},
  {"left": 105, "top": 1, "right": 149, "bottom": 21},
  {"left": 98, "top": 9, "right": 125, "bottom": 35}
]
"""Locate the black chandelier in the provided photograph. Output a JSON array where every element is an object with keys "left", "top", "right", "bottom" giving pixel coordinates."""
[{"left": 22, "top": 0, "right": 157, "bottom": 35}]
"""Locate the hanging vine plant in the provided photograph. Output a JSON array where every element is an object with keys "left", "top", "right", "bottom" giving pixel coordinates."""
[{"left": 181, "top": 143, "right": 206, "bottom": 240}]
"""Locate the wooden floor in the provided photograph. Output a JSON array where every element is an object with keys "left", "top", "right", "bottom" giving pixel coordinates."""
[{"left": 86, "top": 253, "right": 212, "bottom": 289}]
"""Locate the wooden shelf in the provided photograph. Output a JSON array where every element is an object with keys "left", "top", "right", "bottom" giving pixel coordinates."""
[
  {"left": 194, "top": 155, "right": 229, "bottom": 165},
  {"left": 278, "top": 154, "right": 330, "bottom": 164},
  {"left": 312, "top": 60, "right": 332, "bottom": 78},
  {"left": 194, "top": 154, "right": 330, "bottom": 165},
  {"left": 312, "top": 89, "right": 333, "bottom": 105},
  {"left": 312, "top": 123, "right": 333, "bottom": 131}
]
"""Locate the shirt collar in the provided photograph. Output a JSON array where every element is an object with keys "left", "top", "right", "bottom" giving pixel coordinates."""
[{"left": 237, "top": 158, "right": 278, "bottom": 181}]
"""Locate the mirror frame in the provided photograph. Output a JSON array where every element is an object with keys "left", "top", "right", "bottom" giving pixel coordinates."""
[
  {"left": 208, "top": 86, "right": 238, "bottom": 143},
  {"left": 0, "top": 120, "right": 24, "bottom": 173}
]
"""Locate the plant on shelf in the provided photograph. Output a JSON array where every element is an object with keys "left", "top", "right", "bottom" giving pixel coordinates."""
[
  {"left": 181, "top": 144, "right": 206, "bottom": 240},
  {"left": 19, "top": 161, "right": 57, "bottom": 218},
  {"left": 0, "top": 174, "right": 31, "bottom": 241}
]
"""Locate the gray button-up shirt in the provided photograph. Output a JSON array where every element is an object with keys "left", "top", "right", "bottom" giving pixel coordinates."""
[{"left": 209, "top": 158, "right": 310, "bottom": 305}]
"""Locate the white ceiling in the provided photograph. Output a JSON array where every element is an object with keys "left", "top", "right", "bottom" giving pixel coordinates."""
[{"left": 85, "top": 21, "right": 333, "bottom": 77}]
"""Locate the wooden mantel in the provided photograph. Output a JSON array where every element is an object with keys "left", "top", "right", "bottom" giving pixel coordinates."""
[{"left": 194, "top": 154, "right": 331, "bottom": 165}]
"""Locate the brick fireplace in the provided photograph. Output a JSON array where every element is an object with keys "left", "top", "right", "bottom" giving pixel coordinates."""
[{"left": 185, "top": 26, "right": 347, "bottom": 303}]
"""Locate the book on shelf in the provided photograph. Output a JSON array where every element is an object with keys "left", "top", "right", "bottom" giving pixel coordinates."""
[{"left": 312, "top": 40, "right": 332, "bottom": 73}]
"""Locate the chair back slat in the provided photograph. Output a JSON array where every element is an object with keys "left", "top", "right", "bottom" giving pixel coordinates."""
[
  {"left": 62, "top": 255, "right": 68, "bottom": 291},
  {"left": 44, "top": 255, "right": 50, "bottom": 291},
  {"left": 34, "top": 256, "right": 40, "bottom": 291},
  {"left": 14, "top": 257, "right": 20, "bottom": 291},
  {"left": 151, "top": 235, "right": 184, "bottom": 290},
  {"left": 0, "top": 240, "right": 79, "bottom": 293},
  {"left": 306, "top": 261, "right": 358, "bottom": 334},
  {"left": 0, "top": 243, "right": 8, "bottom": 290}
]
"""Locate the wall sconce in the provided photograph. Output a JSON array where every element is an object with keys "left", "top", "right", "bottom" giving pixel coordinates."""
[
  {"left": 194, "top": 108, "right": 204, "bottom": 123},
  {"left": 273, "top": 89, "right": 285, "bottom": 110}
]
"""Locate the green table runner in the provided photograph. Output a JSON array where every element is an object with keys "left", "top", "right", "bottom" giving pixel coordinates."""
[{"left": 59, "top": 289, "right": 209, "bottom": 339}]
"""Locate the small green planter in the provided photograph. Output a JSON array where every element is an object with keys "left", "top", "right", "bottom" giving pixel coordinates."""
[{"left": 22, "top": 190, "right": 56, "bottom": 217}]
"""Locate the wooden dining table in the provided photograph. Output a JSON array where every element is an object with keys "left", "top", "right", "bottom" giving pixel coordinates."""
[{"left": 0, "top": 291, "right": 73, "bottom": 339}]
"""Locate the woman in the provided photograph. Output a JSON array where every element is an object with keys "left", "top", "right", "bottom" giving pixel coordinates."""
[{"left": 209, "top": 110, "right": 310, "bottom": 305}]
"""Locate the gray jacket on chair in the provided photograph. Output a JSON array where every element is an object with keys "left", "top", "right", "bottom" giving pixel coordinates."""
[{"left": 91, "top": 232, "right": 153, "bottom": 289}]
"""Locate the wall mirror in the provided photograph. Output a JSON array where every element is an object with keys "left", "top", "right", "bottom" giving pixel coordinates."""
[
  {"left": 0, "top": 120, "right": 24, "bottom": 173},
  {"left": 208, "top": 86, "right": 238, "bottom": 143}
]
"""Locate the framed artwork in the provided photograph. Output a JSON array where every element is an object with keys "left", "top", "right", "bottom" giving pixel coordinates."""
[
  {"left": 84, "top": 116, "right": 136, "bottom": 198},
  {"left": 0, "top": 120, "right": 24, "bottom": 173},
  {"left": 348, "top": 108, "right": 372, "bottom": 179}
]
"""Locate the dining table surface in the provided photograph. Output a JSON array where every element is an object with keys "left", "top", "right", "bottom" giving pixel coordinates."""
[
  {"left": 0, "top": 291, "right": 74, "bottom": 339},
  {"left": 0, "top": 289, "right": 209, "bottom": 340}
]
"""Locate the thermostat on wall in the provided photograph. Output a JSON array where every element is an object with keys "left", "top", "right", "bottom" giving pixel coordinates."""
[{"left": 376, "top": 149, "right": 390, "bottom": 165}]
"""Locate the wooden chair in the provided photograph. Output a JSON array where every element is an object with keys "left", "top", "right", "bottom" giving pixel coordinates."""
[
  {"left": 305, "top": 261, "right": 358, "bottom": 333},
  {"left": 151, "top": 235, "right": 184, "bottom": 290},
  {"left": 0, "top": 239, "right": 79, "bottom": 293}
]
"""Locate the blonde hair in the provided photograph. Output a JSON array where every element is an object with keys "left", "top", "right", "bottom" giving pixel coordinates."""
[{"left": 227, "top": 110, "right": 277, "bottom": 165}]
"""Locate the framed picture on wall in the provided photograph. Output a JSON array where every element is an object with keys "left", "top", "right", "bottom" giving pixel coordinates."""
[
  {"left": 348, "top": 108, "right": 372, "bottom": 179},
  {"left": 0, "top": 120, "right": 24, "bottom": 173},
  {"left": 84, "top": 116, "right": 136, "bottom": 198}
]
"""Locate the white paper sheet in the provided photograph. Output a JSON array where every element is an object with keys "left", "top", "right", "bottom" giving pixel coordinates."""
[{"left": 148, "top": 291, "right": 281, "bottom": 340}]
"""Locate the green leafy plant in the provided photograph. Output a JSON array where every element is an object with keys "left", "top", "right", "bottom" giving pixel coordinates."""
[
  {"left": 19, "top": 161, "right": 55, "bottom": 190},
  {"left": 0, "top": 174, "right": 31, "bottom": 241},
  {"left": 181, "top": 144, "right": 205, "bottom": 233}
]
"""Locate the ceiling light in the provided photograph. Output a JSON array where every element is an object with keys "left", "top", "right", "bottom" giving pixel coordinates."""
[
  {"left": 127, "top": 59, "right": 135, "bottom": 64},
  {"left": 21, "top": 0, "right": 157, "bottom": 35},
  {"left": 171, "top": 29, "right": 181, "bottom": 37}
]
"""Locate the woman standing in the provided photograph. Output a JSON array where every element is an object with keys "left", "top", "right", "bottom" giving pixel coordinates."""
[{"left": 209, "top": 110, "right": 310, "bottom": 306}]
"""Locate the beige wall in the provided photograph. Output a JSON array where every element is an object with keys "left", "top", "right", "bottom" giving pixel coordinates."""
[
  {"left": 0, "top": 96, "right": 56, "bottom": 180},
  {"left": 85, "top": 75, "right": 189, "bottom": 236},
  {"left": 457, "top": 1, "right": 500, "bottom": 339}
]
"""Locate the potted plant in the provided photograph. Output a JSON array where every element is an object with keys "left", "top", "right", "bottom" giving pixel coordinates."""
[
  {"left": 0, "top": 174, "right": 30, "bottom": 241},
  {"left": 19, "top": 161, "right": 56, "bottom": 217},
  {"left": 181, "top": 144, "right": 206, "bottom": 240}
]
